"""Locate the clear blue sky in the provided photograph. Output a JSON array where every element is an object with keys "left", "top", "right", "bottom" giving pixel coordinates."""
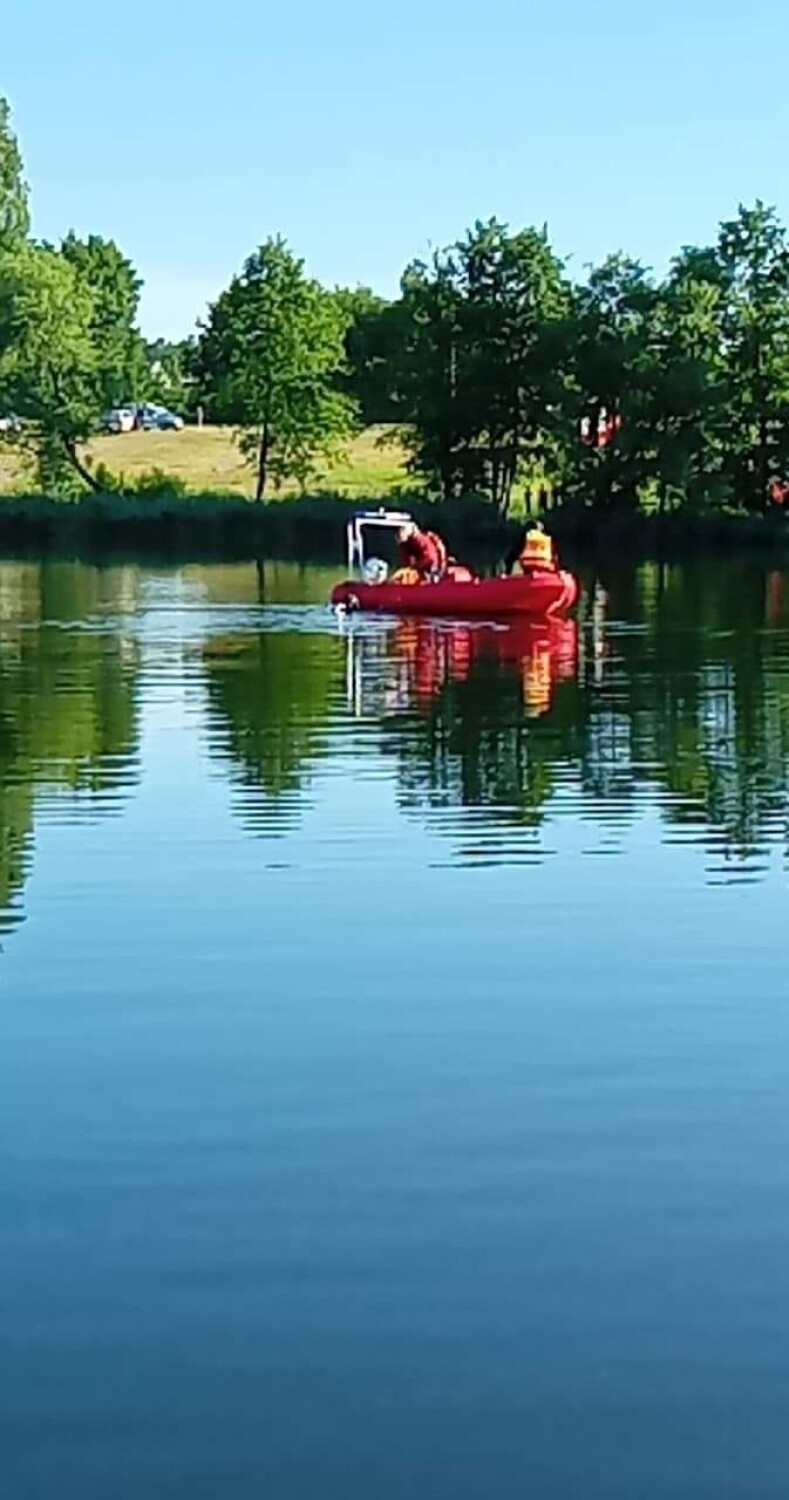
[{"left": 3, "top": 0, "right": 786, "bottom": 338}]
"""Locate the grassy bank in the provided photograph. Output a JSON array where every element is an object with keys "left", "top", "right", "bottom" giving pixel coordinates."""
[
  {"left": 0, "top": 425, "right": 410, "bottom": 500},
  {"left": 2, "top": 424, "right": 789, "bottom": 561}
]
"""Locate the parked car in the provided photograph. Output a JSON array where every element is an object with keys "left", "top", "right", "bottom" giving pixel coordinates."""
[
  {"left": 102, "top": 407, "right": 136, "bottom": 434},
  {"left": 0, "top": 413, "right": 21, "bottom": 434},
  {"left": 137, "top": 403, "right": 184, "bottom": 432}
]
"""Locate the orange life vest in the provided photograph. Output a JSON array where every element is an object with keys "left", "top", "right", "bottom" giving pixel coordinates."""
[{"left": 520, "top": 529, "right": 555, "bottom": 570}]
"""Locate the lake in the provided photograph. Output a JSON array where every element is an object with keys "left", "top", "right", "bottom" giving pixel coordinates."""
[{"left": 2, "top": 554, "right": 789, "bottom": 1499}]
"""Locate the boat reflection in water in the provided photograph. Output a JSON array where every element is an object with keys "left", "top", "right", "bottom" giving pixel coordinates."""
[{"left": 345, "top": 615, "right": 580, "bottom": 721}]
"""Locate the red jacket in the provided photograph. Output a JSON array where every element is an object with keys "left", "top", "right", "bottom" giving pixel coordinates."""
[{"left": 399, "top": 529, "right": 445, "bottom": 577}]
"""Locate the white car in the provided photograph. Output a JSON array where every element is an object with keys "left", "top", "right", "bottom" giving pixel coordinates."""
[
  {"left": 0, "top": 413, "right": 21, "bottom": 434},
  {"left": 102, "top": 407, "right": 136, "bottom": 434}
]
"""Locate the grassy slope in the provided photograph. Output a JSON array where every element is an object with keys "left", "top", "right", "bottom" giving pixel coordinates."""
[{"left": 0, "top": 424, "right": 412, "bottom": 499}]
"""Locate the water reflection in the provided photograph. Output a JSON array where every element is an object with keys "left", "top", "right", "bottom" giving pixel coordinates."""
[
  {"left": 198, "top": 560, "right": 789, "bottom": 879},
  {"left": 0, "top": 561, "right": 141, "bottom": 936},
  {"left": 0, "top": 557, "right": 788, "bottom": 938},
  {"left": 345, "top": 617, "right": 578, "bottom": 720},
  {"left": 340, "top": 618, "right": 581, "bottom": 859},
  {"left": 202, "top": 628, "right": 339, "bottom": 834},
  {"left": 589, "top": 565, "right": 789, "bottom": 873}
]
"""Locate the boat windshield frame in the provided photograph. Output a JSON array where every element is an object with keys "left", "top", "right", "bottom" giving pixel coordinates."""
[{"left": 347, "top": 510, "right": 415, "bottom": 574}]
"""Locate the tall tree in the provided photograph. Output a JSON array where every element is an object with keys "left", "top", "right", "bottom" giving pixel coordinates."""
[
  {"left": 0, "top": 233, "right": 150, "bottom": 491},
  {"left": 61, "top": 232, "right": 148, "bottom": 408},
  {"left": 564, "top": 255, "right": 657, "bottom": 506},
  {"left": 146, "top": 336, "right": 198, "bottom": 414},
  {"left": 0, "top": 97, "right": 29, "bottom": 252},
  {"left": 395, "top": 220, "right": 570, "bottom": 510},
  {"left": 457, "top": 221, "right": 571, "bottom": 512},
  {"left": 645, "top": 249, "right": 729, "bottom": 509},
  {"left": 333, "top": 287, "right": 405, "bottom": 424},
  {"left": 0, "top": 243, "right": 101, "bottom": 491},
  {"left": 198, "top": 239, "right": 357, "bottom": 499},
  {"left": 396, "top": 251, "right": 472, "bottom": 500},
  {"left": 716, "top": 203, "right": 789, "bottom": 508}
]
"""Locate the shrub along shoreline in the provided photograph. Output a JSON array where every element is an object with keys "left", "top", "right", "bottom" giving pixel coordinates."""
[{"left": 0, "top": 490, "right": 787, "bottom": 564}]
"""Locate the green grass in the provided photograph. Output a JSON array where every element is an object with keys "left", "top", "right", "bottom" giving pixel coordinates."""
[{"left": 0, "top": 423, "right": 411, "bottom": 500}]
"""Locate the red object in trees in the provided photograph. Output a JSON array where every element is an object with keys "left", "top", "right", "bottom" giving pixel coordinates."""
[{"left": 581, "top": 409, "right": 622, "bottom": 449}]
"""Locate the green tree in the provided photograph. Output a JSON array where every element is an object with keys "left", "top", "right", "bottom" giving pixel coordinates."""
[
  {"left": 0, "top": 97, "right": 29, "bottom": 252},
  {"left": 198, "top": 238, "right": 357, "bottom": 499},
  {"left": 563, "top": 255, "right": 657, "bottom": 506},
  {"left": 0, "top": 242, "right": 103, "bottom": 491},
  {"left": 395, "top": 220, "right": 570, "bottom": 510},
  {"left": 457, "top": 221, "right": 571, "bottom": 513},
  {"left": 396, "top": 251, "right": 471, "bottom": 500},
  {"left": 0, "top": 100, "right": 147, "bottom": 493},
  {"left": 61, "top": 232, "right": 148, "bottom": 408},
  {"left": 715, "top": 203, "right": 789, "bottom": 508},
  {"left": 644, "top": 249, "right": 729, "bottom": 510},
  {"left": 333, "top": 287, "right": 405, "bottom": 423},
  {"left": 146, "top": 336, "right": 198, "bottom": 414},
  {"left": 0, "top": 234, "right": 148, "bottom": 492}
]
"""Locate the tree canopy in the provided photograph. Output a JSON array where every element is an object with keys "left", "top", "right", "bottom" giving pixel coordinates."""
[
  {"left": 0, "top": 242, "right": 103, "bottom": 491},
  {"left": 0, "top": 98, "right": 29, "bottom": 252},
  {"left": 198, "top": 239, "right": 357, "bottom": 499},
  {"left": 3, "top": 86, "right": 789, "bottom": 516}
]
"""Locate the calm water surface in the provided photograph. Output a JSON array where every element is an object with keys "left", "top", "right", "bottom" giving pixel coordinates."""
[{"left": 2, "top": 556, "right": 789, "bottom": 1498}]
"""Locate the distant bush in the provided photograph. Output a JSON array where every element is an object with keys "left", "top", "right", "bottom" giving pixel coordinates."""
[{"left": 128, "top": 468, "right": 190, "bottom": 499}]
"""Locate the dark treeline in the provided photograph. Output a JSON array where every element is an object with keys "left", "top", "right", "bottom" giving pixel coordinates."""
[{"left": 3, "top": 93, "right": 789, "bottom": 517}]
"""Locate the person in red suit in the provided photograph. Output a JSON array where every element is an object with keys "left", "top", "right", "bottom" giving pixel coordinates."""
[{"left": 396, "top": 522, "right": 447, "bottom": 580}]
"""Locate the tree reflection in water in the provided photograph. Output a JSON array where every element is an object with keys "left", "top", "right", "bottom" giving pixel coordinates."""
[
  {"left": 0, "top": 560, "right": 141, "bottom": 937},
  {"left": 1, "top": 557, "right": 789, "bottom": 933}
]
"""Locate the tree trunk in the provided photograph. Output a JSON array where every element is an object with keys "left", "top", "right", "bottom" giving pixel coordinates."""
[
  {"left": 500, "top": 454, "right": 516, "bottom": 518},
  {"left": 255, "top": 421, "right": 270, "bottom": 502},
  {"left": 441, "top": 461, "right": 454, "bottom": 503},
  {"left": 490, "top": 457, "right": 500, "bottom": 512},
  {"left": 61, "top": 435, "right": 103, "bottom": 493},
  {"left": 758, "top": 413, "right": 769, "bottom": 512}
]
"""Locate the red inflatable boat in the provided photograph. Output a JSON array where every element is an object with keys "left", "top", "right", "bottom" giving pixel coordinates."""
[
  {"left": 331, "top": 569, "right": 578, "bottom": 617},
  {"left": 331, "top": 511, "right": 579, "bottom": 618}
]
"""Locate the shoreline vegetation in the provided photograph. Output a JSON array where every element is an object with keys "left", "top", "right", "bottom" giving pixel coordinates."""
[
  {"left": 4, "top": 95, "right": 789, "bottom": 560},
  {"left": 0, "top": 480, "right": 788, "bottom": 564},
  {"left": 2, "top": 423, "right": 789, "bottom": 565}
]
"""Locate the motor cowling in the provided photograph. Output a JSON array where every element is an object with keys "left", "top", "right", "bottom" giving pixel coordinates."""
[{"left": 362, "top": 557, "right": 389, "bottom": 585}]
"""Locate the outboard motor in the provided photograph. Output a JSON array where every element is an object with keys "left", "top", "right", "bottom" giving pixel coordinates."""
[{"left": 362, "top": 557, "right": 389, "bottom": 585}]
